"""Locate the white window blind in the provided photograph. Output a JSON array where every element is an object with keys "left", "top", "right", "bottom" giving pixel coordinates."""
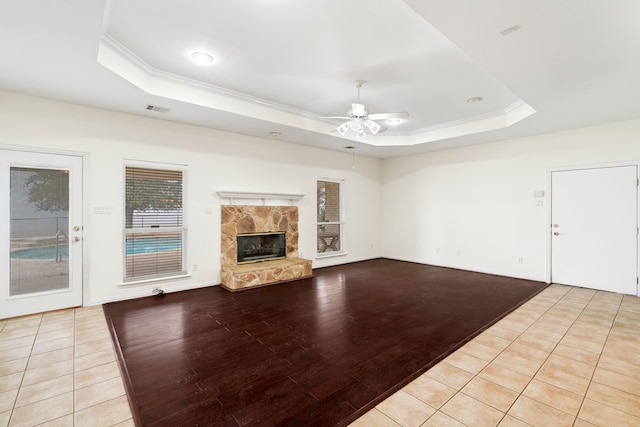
[{"left": 124, "top": 165, "right": 186, "bottom": 282}]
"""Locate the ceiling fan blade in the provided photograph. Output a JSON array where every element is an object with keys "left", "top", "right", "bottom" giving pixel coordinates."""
[
  {"left": 368, "top": 111, "right": 410, "bottom": 121},
  {"left": 322, "top": 116, "right": 351, "bottom": 120}
]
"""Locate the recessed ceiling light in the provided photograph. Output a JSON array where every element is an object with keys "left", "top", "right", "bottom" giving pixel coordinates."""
[
  {"left": 191, "top": 51, "right": 214, "bottom": 64},
  {"left": 269, "top": 131, "right": 281, "bottom": 137},
  {"left": 386, "top": 119, "right": 401, "bottom": 126},
  {"left": 467, "top": 96, "right": 483, "bottom": 103}
]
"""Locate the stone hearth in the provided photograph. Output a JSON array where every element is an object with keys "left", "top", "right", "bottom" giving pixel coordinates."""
[{"left": 220, "top": 205, "right": 312, "bottom": 291}]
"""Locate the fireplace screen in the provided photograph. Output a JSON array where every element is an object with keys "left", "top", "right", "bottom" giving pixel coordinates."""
[{"left": 237, "top": 232, "right": 286, "bottom": 264}]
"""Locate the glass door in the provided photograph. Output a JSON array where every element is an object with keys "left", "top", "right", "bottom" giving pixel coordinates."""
[{"left": 1, "top": 150, "right": 84, "bottom": 319}]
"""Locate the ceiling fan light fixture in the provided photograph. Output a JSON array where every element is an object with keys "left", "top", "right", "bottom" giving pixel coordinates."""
[
  {"left": 349, "top": 118, "right": 363, "bottom": 132},
  {"left": 336, "top": 122, "right": 349, "bottom": 136},
  {"left": 364, "top": 119, "right": 381, "bottom": 134}
]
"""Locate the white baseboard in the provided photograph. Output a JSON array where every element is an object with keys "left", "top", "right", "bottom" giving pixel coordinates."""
[{"left": 86, "top": 281, "right": 221, "bottom": 306}]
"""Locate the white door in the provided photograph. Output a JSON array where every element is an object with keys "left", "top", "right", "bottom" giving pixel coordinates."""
[
  {"left": 1, "top": 150, "right": 84, "bottom": 319},
  {"left": 551, "top": 165, "right": 638, "bottom": 295}
]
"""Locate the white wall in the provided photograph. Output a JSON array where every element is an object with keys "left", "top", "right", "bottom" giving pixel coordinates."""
[
  {"left": 0, "top": 91, "right": 383, "bottom": 305},
  {"left": 4, "top": 90, "right": 640, "bottom": 305},
  {"left": 382, "top": 118, "right": 640, "bottom": 281}
]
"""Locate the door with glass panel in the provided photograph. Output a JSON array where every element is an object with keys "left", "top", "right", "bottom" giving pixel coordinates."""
[{"left": 1, "top": 150, "right": 83, "bottom": 319}]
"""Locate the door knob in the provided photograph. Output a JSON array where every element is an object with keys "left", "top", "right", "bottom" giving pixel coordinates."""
[
  {"left": 73, "top": 225, "right": 80, "bottom": 232},
  {"left": 74, "top": 236, "right": 81, "bottom": 242},
  {"left": 553, "top": 224, "right": 559, "bottom": 228},
  {"left": 553, "top": 232, "right": 559, "bottom": 236}
]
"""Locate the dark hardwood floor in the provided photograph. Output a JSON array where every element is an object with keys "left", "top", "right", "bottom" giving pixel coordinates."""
[{"left": 104, "top": 259, "right": 547, "bottom": 426}]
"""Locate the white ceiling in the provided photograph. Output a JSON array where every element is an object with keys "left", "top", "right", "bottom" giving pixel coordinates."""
[{"left": 0, "top": 0, "right": 639, "bottom": 159}]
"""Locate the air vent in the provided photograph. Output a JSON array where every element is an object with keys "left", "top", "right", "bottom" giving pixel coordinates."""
[
  {"left": 500, "top": 25, "right": 521, "bottom": 36},
  {"left": 145, "top": 105, "right": 170, "bottom": 113}
]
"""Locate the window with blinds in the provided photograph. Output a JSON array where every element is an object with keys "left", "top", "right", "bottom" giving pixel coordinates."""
[
  {"left": 124, "top": 165, "right": 186, "bottom": 282},
  {"left": 317, "top": 179, "right": 344, "bottom": 255}
]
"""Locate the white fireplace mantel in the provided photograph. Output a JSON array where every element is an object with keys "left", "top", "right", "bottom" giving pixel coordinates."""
[{"left": 216, "top": 191, "right": 305, "bottom": 205}]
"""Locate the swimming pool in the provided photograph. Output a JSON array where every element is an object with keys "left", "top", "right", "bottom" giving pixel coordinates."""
[
  {"left": 10, "top": 237, "right": 182, "bottom": 259},
  {"left": 11, "top": 245, "right": 69, "bottom": 260},
  {"left": 126, "top": 237, "right": 182, "bottom": 255}
]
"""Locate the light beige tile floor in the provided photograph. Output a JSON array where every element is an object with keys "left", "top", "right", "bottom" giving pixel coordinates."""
[
  {"left": 1, "top": 284, "right": 638, "bottom": 426},
  {"left": 351, "top": 284, "right": 640, "bottom": 427},
  {"left": 0, "top": 305, "right": 133, "bottom": 427}
]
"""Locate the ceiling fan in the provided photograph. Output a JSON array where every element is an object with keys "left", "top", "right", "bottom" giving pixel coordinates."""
[{"left": 325, "top": 80, "right": 409, "bottom": 138}]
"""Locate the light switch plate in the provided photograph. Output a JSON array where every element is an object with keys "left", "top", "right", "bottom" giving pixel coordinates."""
[{"left": 94, "top": 206, "right": 112, "bottom": 214}]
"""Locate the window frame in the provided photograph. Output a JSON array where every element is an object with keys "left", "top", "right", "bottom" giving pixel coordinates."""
[
  {"left": 316, "top": 178, "right": 346, "bottom": 258},
  {"left": 122, "top": 161, "right": 188, "bottom": 284}
]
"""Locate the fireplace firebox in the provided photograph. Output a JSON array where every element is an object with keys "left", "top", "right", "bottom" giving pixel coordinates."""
[{"left": 237, "top": 232, "right": 286, "bottom": 264}]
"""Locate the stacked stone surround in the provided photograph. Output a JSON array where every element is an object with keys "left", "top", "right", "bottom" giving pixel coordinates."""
[{"left": 220, "top": 205, "right": 312, "bottom": 291}]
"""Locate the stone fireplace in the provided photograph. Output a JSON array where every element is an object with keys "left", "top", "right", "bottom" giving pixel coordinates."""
[{"left": 220, "top": 205, "right": 312, "bottom": 291}]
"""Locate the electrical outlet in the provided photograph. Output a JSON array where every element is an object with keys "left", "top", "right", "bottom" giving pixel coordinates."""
[{"left": 193, "top": 264, "right": 199, "bottom": 271}]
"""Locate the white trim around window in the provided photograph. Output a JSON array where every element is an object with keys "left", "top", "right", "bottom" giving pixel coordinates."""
[
  {"left": 316, "top": 178, "right": 346, "bottom": 258},
  {"left": 122, "top": 161, "right": 188, "bottom": 283}
]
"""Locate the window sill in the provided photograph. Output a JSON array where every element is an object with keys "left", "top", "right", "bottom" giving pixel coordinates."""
[
  {"left": 316, "top": 251, "right": 347, "bottom": 259},
  {"left": 121, "top": 273, "right": 192, "bottom": 287}
]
